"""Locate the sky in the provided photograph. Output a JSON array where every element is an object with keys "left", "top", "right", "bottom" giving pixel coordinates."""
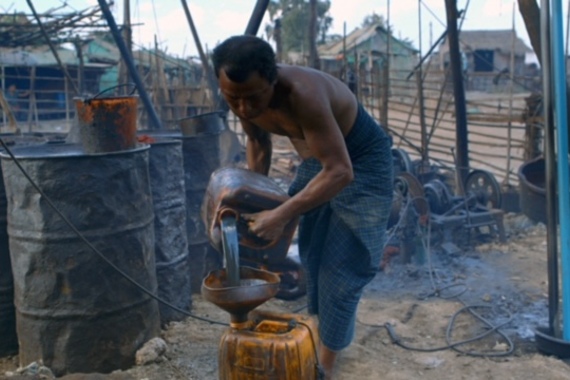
[{"left": 5, "top": 0, "right": 568, "bottom": 62}]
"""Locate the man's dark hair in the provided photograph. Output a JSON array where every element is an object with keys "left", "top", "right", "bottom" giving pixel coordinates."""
[{"left": 212, "top": 35, "right": 277, "bottom": 83}]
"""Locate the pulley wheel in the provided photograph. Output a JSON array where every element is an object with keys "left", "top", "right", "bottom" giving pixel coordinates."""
[
  {"left": 464, "top": 169, "right": 502, "bottom": 209},
  {"left": 392, "top": 148, "right": 415, "bottom": 175},
  {"left": 423, "top": 179, "right": 453, "bottom": 215},
  {"left": 396, "top": 172, "right": 429, "bottom": 217}
]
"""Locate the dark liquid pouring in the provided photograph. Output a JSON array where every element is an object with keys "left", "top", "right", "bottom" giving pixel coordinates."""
[{"left": 220, "top": 215, "right": 240, "bottom": 287}]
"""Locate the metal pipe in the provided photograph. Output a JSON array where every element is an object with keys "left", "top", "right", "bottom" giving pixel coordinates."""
[
  {"left": 244, "top": 0, "right": 270, "bottom": 36},
  {"left": 97, "top": 0, "right": 163, "bottom": 130},
  {"left": 540, "top": 0, "right": 560, "bottom": 337},
  {"left": 406, "top": 31, "right": 448, "bottom": 81},
  {"left": 180, "top": 0, "right": 224, "bottom": 111},
  {"left": 550, "top": 0, "right": 570, "bottom": 341},
  {"left": 26, "top": 0, "right": 79, "bottom": 95}
]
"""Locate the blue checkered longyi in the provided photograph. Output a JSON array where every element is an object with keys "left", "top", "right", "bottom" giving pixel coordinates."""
[{"left": 288, "top": 103, "right": 393, "bottom": 351}]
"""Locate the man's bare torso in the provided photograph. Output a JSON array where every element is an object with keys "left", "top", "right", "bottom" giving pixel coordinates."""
[{"left": 247, "top": 65, "right": 358, "bottom": 159}]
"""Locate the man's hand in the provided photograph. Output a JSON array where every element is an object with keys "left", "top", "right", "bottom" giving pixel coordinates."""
[{"left": 242, "top": 209, "right": 288, "bottom": 242}]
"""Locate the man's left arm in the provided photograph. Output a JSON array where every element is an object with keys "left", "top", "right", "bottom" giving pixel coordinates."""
[
  {"left": 274, "top": 98, "right": 353, "bottom": 220},
  {"left": 245, "top": 93, "right": 353, "bottom": 241}
]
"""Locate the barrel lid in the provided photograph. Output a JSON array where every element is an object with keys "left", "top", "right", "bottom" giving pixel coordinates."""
[
  {"left": 137, "top": 128, "right": 222, "bottom": 140},
  {"left": 137, "top": 134, "right": 182, "bottom": 146},
  {"left": 0, "top": 142, "right": 149, "bottom": 160},
  {"left": 0, "top": 133, "right": 48, "bottom": 148},
  {"left": 178, "top": 111, "right": 227, "bottom": 137}
]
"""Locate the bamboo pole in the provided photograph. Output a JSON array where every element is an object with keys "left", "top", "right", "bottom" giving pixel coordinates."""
[
  {"left": 119, "top": 0, "right": 132, "bottom": 95},
  {"left": 382, "top": 0, "right": 391, "bottom": 129},
  {"left": 65, "top": 72, "right": 70, "bottom": 129},
  {"left": 26, "top": 0, "right": 79, "bottom": 96},
  {"left": 416, "top": 0, "right": 429, "bottom": 165},
  {"left": 1, "top": 64, "right": 6, "bottom": 128},
  {"left": 0, "top": 91, "right": 18, "bottom": 132},
  {"left": 506, "top": 3, "right": 516, "bottom": 185},
  {"left": 28, "top": 66, "right": 37, "bottom": 132}
]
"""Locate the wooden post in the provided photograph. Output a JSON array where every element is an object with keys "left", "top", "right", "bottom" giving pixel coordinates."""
[
  {"left": 28, "top": 66, "right": 37, "bottom": 132},
  {"left": 342, "top": 22, "right": 347, "bottom": 84},
  {"left": 416, "top": 70, "right": 428, "bottom": 165},
  {"left": 73, "top": 37, "right": 85, "bottom": 95},
  {"left": 308, "top": 0, "right": 320, "bottom": 69},
  {"left": 444, "top": 0, "right": 469, "bottom": 188},
  {"left": 381, "top": 0, "right": 391, "bottom": 129},
  {"left": 154, "top": 36, "right": 166, "bottom": 121},
  {"left": 119, "top": 0, "right": 133, "bottom": 95},
  {"left": 180, "top": 0, "right": 223, "bottom": 110},
  {"left": 0, "top": 90, "right": 17, "bottom": 132},
  {"left": 506, "top": 3, "right": 516, "bottom": 186},
  {"left": 64, "top": 71, "right": 70, "bottom": 130},
  {"left": 1, "top": 64, "right": 5, "bottom": 128},
  {"left": 274, "top": 19, "right": 282, "bottom": 63}
]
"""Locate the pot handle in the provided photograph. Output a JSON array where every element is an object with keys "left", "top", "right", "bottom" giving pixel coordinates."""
[{"left": 91, "top": 83, "right": 137, "bottom": 99}]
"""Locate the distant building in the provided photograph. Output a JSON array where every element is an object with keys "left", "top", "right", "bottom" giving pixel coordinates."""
[
  {"left": 317, "top": 23, "right": 419, "bottom": 90},
  {"left": 434, "top": 29, "right": 534, "bottom": 92},
  {"left": 0, "top": 45, "right": 109, "bottom": 121}
]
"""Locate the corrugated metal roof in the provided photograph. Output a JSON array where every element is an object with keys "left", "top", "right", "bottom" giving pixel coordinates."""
[
  {"left": 0, "top": 45, "right": 108, "bottom": 67},
  {"left": 318, "top": 23, "right": 417, "bottom": 59},
  {"left": 442, "top": 29, "right": 532, "bottom": 56}
]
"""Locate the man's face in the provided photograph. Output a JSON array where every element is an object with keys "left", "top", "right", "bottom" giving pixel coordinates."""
[{"left": 218, "top": 69, "right": 274, "bottom": 120}]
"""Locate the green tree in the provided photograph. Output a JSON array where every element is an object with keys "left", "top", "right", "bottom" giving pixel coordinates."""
[
  {"left": 361, "top": 13, "right": 387, "bottom": 28},
  {"left": 265, "top": 0, "right": 332, "bottom": 56}
]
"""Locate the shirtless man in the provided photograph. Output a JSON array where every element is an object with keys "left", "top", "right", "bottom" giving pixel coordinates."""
[{"left": 212, "top": 35, "right": 393, "bottom": 379}]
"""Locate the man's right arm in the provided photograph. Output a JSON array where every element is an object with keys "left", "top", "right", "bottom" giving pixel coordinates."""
[{"left": 241, "top": 119, "right": 272, "bottom": 176}]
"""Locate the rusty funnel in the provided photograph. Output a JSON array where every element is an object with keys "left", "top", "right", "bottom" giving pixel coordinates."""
[{"left": 201, "top": 266, "right": 280, "bottom": 329}]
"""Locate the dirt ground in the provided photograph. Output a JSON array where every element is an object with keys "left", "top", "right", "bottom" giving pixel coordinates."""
[
  {"left": 2, "top": 136, "right": 570, "bottom": 379},
  {"left": 1, "top": 214, "right": 570, "bottom": 379}
]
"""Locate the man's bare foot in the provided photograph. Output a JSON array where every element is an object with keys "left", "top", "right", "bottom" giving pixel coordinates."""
[{"left": 318, "top": 342, "right": 338, "bottom": 380}]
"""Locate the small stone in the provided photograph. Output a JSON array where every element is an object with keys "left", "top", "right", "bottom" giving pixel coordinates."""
[
  {"left": 135, "top": 337, "right": 168, "bottom": 366},
  {"left": 492, "top": 342, "right": 510, "bottom": 352}
]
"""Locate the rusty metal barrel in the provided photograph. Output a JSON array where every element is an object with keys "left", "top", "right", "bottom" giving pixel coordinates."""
[
  {"left": 74, "top": 95, "right": 138, "bottom": 153},
  {"left": 0, "top": 134, "right": 48, "bottom": 357},
  {"left": 0, "top": 143, "right": 160, "bottom": 376},
  {"left": 144, "top": 137, "right": 192, "bottom": 324},
  {"left": 140, "top": 112, "right": 241, "bottom": 293},
  {"left": 178, "top": 112, "right": 241, "bottom": 293},
  {"left": 518, "top": 156, "right": 547, "bottom": 224}
]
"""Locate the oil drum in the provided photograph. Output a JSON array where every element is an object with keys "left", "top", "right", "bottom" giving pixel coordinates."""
[
  {"left": 140, "top": 112, "right": 242, "bottom": 293},
  {"left": 0, "top": 143, "right": 160, "bottom": 376},
  {"left": 145, "top": 137, "right": 191, "bottom": 323},
  {"left": 172, "top": 112, "right": 241, "bottom": 293},
  {"left": 0, "top": 134, "right": 47, "bottom": 357}
]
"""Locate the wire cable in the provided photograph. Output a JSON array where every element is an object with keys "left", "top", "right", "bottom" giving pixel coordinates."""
[{"left": 363, "top": 188, "right": 515, "bottom": 357}]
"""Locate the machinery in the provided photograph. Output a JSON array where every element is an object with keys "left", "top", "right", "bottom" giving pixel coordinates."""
[{"left": 388, "top": 148, "right": 506, "bottom": 264}]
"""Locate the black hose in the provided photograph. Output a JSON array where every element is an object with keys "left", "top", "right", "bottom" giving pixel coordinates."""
[{"left": 371, "top": 194, "right": 516, "bottom": 357}]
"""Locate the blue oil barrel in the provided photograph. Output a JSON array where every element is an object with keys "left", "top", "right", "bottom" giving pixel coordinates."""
[{"left": 0, "top": 143, "right": 160, "bottom": 376}]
